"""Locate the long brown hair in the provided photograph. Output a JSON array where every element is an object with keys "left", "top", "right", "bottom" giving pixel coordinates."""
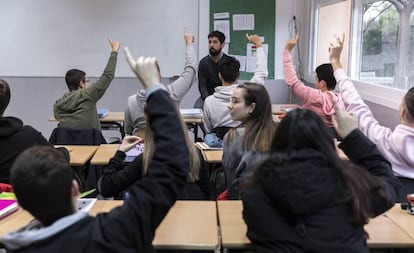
[
  {"left": 142, "top": 109, "right": 200, "bottom": 182},
  {"left": 226, "top": 82, "right": 277, "bottom": 153}
]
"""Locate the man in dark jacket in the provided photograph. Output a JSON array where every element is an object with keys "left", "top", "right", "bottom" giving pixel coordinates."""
[
  {"left": 2, "top": 55, "right": 189, "bottom": 253},
  {"left": 198, "top": 31, "right": 233, "bottom": 103},
  {"left": 0, "top": 79, "right": 50, "bottom": 183}
]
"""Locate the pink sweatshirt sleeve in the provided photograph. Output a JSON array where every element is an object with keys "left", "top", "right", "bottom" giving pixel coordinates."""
[
  {"left": 283, "top": 51, "right": 322, "bottom": 103},
  {"left": 335, "top": 68, "right": 393, "bottom": 145}
]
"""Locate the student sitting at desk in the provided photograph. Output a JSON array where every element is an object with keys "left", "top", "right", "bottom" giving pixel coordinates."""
[
  {"left": 241, "top": 103, "right": 400, "bottom": 252},
  {"left": 203, "top": 33, "right": 268, "bottom": 135},
  {"left": 53, "top": 37, "right": 119, "bottom": 131},
  {"left": 0, "top": 79, "right": 50, "bottom": 184},
  {"left": 2, "top": 54, "right": 189, "bottom": 252},
  {"left": 124, "top": 32, "right": 197, "bottom": 136},
  {"left": 283, "top": 36, "right": 344, "bottom": 137},
  {"left": 331, "top": 34, "right": 414, "bottom": 202},
  {"left": 98, "top": 115, "right": 208, "bottom": 200},
  {"left": 222, "top": 83, "right": 277, "bottom": 200}
]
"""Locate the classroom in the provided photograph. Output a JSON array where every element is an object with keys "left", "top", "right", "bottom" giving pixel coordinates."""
[{"left": 1, "top": 0, "right": 413, "bottom": 252}]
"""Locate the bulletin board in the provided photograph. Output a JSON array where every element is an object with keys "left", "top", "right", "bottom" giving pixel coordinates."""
[{"left": 210, "top": 0, "right": 275, "bottom": 79}]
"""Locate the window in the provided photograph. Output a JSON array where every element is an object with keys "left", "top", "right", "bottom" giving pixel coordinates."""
[{"left": 312, "top": 0, "right": 414, "bottom": 91}]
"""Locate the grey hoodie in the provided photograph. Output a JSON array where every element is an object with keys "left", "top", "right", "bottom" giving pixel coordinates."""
[
  {"left": 124, "top": 44, "right": 197, "bottom": 135},
  {"left": 203, "top": 46, "right": 268, "bottom": 132}
]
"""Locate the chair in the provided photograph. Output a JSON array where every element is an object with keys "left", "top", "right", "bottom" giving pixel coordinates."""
[
  {"left": 49, "top": 127, "right": 107, "bottom": 193},
  {"left": 49, "top": 127, "right": 107, "bottom": 145}
]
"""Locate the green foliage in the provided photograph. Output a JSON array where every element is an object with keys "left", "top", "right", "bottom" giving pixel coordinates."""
[{"left": 363, "top": 29, "right": 382, "bottom": 55}]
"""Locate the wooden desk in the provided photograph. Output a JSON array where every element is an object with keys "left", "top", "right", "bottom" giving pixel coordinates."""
[
  {"left": 385, "top": 204, "right": 414, "bottom": 240},
  {"left": 366, "top": 213, "right": 414, "bottom": 248},
  {"left": 217, "top": 201, "right": 414, "bottom": 249},
  {"left": 0, "top": 208, "right": 33, "bottom": 237},
  {"left": 90, "top": 200, "right": 220, "bottom": 250},
  {"left": 55, "top": 145, "right": 98, "bottom": 166},
  {"left": 153, "top": 200, "right": 218, "bottom": 250},
  {"left": 90, "top": 144, "right": 119, "bottom": 165},
  {"left": 217, "top": 201, "right": 251, "bottom": 249},
  {"left": 272, "top": 104, "right": 300, "bottom": 115},
  {"left": 1, "top": 200, "right": 219, "bottom": 250},
  {"left": 201, "top": 149, "right": 223, "bottom": 163}
]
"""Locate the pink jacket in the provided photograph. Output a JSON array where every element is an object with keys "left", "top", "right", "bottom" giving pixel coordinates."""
[
  {"left": 283, "top": 51, "right": 344, "bottom": 127},
  {"left": 335, "top": 68, "right": 414, "bottom": 179}
]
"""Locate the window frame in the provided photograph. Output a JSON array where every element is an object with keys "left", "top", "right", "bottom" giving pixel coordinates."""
[{"left": 309, "top": 0, "right": 406, "bottom": 110}]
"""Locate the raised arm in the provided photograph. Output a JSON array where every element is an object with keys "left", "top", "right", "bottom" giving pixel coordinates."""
[
  {"left": 167, "top": 32, "right": 197, "bottom": 103},
  {"left": 99, "top": 52, "right": 189, "bottom": 251},
  {"left": 332, "top": 102, "right": 400, "bottom": 216},
  {"left": 283, "top": 36, "right": 321, "bottom": 102},
  {"left": 329, "top": 34, "right": 393, "bottom": 143},
  {"left": 247, "top": 34, "right": 268, "bottom": 84},
  {"left": 84, "top": 37, "right": 120, "bottom": 101}
]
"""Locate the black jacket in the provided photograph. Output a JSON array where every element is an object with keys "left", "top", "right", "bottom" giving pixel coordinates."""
[
  {"left": 198, "top": 53, "right": 233, "bottom": 100},
  {"left": 241, "top": 130, "right": 400, "bottom": 253},
  {"left": 3, "top": 89, "right": 189, "bottom": 253},
  {"left": 0, "top": 116, "right": 50, "bottom": 183},
  {"left": 99, "top": 151, "right": 207, "bottom": 200}
]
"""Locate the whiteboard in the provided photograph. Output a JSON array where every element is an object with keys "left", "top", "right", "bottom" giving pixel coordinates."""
[{"left": 0, "top": 0, "right": 199, "bottom": 77}]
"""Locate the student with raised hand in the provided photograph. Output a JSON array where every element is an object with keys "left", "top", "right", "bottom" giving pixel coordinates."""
[
  {"left": 53, "top": 37, "right": 120, "bottom": 131},
  {"left": 203, "top": 33, "right": 268, "bottom": 135},
  {"left": 221, "top": 82, "right": 277, "bottom": 199},
  {"left": 124, "top": 32, "right": 197, "bottom": 135},
  {"left": 283, "top": 36, "right": 345, "bottom": 137},
  {"left": 0, "top": 79, "right": 51, "bottom": 183},
  {"left": 241, "top": 102, "right": 400, "bottom": 253},
  {"left": 98, "top": 115, "right": 208, "bottom": 200},
  {"left": 330, "top": 34, "right": 414, "bottom": 202},
  {"left": 2, "top": 52, "right": 189, "bottom": 253}
]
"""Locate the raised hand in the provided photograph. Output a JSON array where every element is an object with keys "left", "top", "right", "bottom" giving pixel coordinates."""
[
  {"left": 332, "top": 97, "right": 358, "bottom": 139},
  {"left": 184, "top": 31, "right": 194, "bottom": 45},
  {"left": 329, "top": 33, "right": 345, "bottom": 70},
  {"left": 118, "top": 135, "right": 143, "bottom": 153},
  {"left": 108, "top": 37, "right": 120, "bottom": 52},
  {"left": 246, "top": 33, "right": 262, "bottom": 47},
  {"left": 124, "top": 48, "right": 161, "bottom": 89},
  {"left": 284, "top": 35, "right": 299, "bottom": 52}
]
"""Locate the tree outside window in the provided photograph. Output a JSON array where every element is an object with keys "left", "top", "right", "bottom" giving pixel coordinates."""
[{"left": 361, "top": 0, "right": 414, "bottom": 90}]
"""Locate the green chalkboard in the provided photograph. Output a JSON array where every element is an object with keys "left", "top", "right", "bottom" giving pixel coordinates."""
[{"left": 210, "top": 0, "right": 275, "bottom": 79}]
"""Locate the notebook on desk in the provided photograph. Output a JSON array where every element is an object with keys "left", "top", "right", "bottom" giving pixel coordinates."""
[
  {"left": 280, "top": 104, "right": 301, "bottom": 112},
  {"left": 97, "top": 109, "right": 109, "bottom": 118},
  {"left": 0, "top": 199, "right": 19, "bottom": 220},
  {"left": 180, "top": 108, "right": 203, "bottom": 118},
  {"left": 195, "top": 142, "right": 223, "bottom": 150},
  {"left": 123, "top": 143, "right": 144, "bottom": 162},
  {"left": 77, "top": 198, "right": 97, "bottom": 212}
]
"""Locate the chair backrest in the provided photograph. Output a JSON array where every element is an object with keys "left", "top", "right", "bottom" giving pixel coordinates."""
[
  {"left": 210, "top": 126, "right": 231, "bottom": 140},
  {"left": 49, "top": 127, "right": 107, "bottom": 145}
]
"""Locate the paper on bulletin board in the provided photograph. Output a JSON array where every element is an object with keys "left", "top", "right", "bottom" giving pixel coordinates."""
[
  {"left": 230, "top": 55, "right": 247, "bottom": 72},
  {"left": 245, "top": 44, "right": 268, "bottom": 73},
  {"left": 214, "top": 20, "right": 230, "bottom": 43},
  {"left": 214, "top": 12, "right": 229, "bottom": 19},
  {"left": 222, "top": 43, "right": 229, "bottom": 54},
  {"left": 233, "top": 14, "right": 255, "bottom": 31}
]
